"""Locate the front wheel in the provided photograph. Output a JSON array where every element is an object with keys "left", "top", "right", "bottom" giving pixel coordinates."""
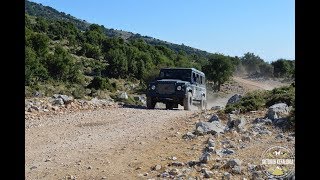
[
  {"left": 200, "top": 96, "right": 206, "bottom": 110},
  {"left": 183, "top": 92, "right": 192, "bottom": 110},
  {"left": 146, "top": 96, "right": 156, "bottom": 109}
]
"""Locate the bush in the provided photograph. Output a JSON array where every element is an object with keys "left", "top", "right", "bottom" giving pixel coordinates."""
[
  {"left": 225, "top": 90, "right": 269, "bottom": 113},
  {"left": 87, "top": 76, "right": 109, "bottom": 90},
  {"left": 111, "top": 82, "right": 117, "bottom": 91},
  {"left": 87, "top": 76, "right": 116, "bottom": 92},
  {"left": 71, "top": 85, "right": 86, "bottom": 99},
  {"left": 78, "top": 43, "right": 102, "bottom": 59},
  {"left": 286, "top": 106, "right": 295, "bottom": 130},
  {"left": 225, "top": 85, "right": 295, "bottom": 113},
  {"left": 266, "top": 85, "right": 295, "bottom": 107},
  {"left": 45, "top": 45, "right": 84, "bottom": 83}
]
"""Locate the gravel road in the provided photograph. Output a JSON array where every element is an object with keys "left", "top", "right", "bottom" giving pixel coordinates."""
[
  {"left": 25, "top": 107, "right": 193, "bottom": 179},
  {"left": 25, "top": 76, "right": 289, "bottom": 179}
]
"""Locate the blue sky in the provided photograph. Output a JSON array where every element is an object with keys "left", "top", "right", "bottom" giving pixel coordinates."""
[{"left": 29, "top": 0, "right": 295, "bottom": 62}]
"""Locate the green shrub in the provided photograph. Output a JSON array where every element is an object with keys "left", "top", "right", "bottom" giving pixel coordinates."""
[
  {"left": 25, "top": 86, "right": 33, "bottom": 97},
  {"left": 266, "top": 85, "right": 295, "bottom": 106},
  {"left": 87, "top": 76, "right": 116, "bottom": 92},
  {"left": 71, "top": 85, "right": 86, "bottom": 99},
  {"left": 87, "top": 76, "right": 109, "bottom": 90},
  {"left": 225, "top": 90, "right": 268, "bottom": 113},
  {"left": 288, "top": 106, "right": 295, "bottom": 129},
  {"left": 111, "top": 82, "right": 117, "bottom": 92},
  {"left": 225, "top": 85, "right": 295, "bottom": 114}
]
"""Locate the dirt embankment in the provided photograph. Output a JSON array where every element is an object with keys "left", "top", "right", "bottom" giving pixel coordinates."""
[{"left": 25, "top": 76, "right": 292, "bottom": 179}]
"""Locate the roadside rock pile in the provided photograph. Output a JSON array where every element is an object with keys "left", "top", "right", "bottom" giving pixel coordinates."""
[
  {"left": 25, "top": 95, "right": 119, "bottom": 120},
  {"left": 226, "top": 94, "right": 242, "bottom": 105},
  {"left": 142, "top": 104, "right": 294, "bottom": 179}
]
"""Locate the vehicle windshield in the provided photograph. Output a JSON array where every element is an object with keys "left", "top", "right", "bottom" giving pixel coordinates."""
[{"left": 159, "top": 69, "right": 191, "bottom": 82}]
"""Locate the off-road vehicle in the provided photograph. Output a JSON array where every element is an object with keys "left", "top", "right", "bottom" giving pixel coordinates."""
[{"left": 146, "top": 68, "right": 206, "bottom": 110}]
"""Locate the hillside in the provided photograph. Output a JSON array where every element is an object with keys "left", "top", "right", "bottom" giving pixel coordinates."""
[
  {"left": 25, "top": 0, "right": 211, "bottom": 57},
  {"left": 25, "top": 0, "right": 294, "bottom": 100}
]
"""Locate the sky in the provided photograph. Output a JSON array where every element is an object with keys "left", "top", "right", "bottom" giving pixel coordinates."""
[{"left": 29, "top": 0, "right": 295, "bottom": 62}]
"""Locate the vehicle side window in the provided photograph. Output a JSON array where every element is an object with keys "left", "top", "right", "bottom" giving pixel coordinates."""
[
  {"left": 200, "top": 76, "right": 203, "bottom": 84},
  {"left": 193, "top": 72, "right": 196, "bottom": 83},
  {"left": 196, "top": 74, "right": 200, "bottom": 83}
]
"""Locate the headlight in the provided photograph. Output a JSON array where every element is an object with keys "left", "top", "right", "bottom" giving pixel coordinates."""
[
  {"left": 177, "top": 85, "right": 182, "bottom": 91},
  {"left": 151, "top": 85, "right": 156, "bottom": 90}
]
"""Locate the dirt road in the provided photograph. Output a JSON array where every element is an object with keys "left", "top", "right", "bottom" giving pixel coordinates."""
[
  {"left": 232, "top": 76, "right": 287, "bottom": 91},
  {"left": 26, "top": 107, "right": 195, "bottom": 179},
  {"left": 25, "top": 77, "right": 289, "bottom": 179}
]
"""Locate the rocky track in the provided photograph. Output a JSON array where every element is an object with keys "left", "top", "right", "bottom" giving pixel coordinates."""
[{"left": 25, "top": 77, "right": 293, "bottom": 179}]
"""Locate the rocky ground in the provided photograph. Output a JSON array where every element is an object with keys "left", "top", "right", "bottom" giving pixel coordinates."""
[{"left": 25, "top": 77, "right": 294, "bottom": 179}]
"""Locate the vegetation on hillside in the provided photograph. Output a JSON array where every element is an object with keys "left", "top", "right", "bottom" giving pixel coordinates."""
[
  {"left": 202, "top": 54, "right": 236, "bottom": 91},
  {"left": 225, "top": 85, "right": 295, "bottom": 129},
  {"left": 225, "top": 85, "right": 295, "bottom": 114},
  {"left": 25, "top": 0, "right": 211, "bottom": 58},
  {"left": 25, "top": 0, "right": 295, "bottom": 98}
]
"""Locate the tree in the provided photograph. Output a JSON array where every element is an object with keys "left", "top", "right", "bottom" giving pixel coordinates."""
[
  {"left": 84, "top": 24, "right": 106, "bottom": 46},
  {"left": 78, "top": 43, "right": 102, "bottom": 59},
  {"left": 240, "top": 52, "right": 264, "bottom": 74},
  {"left": 25, "top": 46, "right": 48, "bottom": 85},
  {"left": 87, "top": 76, "right": 109, "bottom": 90},
  {"left": 104, "top": 49, "right": 128, "bottom": 78},
  {"left": 271, "top": 59, "right": 294, "bottom": 77},
  {"left": 202, "top": 54, "right": 235, "bottom": 91},
  {"left": 34, "top": 17, "right": 48, "bottom": 33},
  {"left": 45, "top": 45, "right": 82, "bottom": 83},
  {"left": 27, "top": 32, "right": 50, "bottom": 56},
  {"left": 259, "top": 63, "right": 274, "bottom": 77}
]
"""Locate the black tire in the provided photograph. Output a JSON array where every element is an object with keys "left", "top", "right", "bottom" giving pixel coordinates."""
[
  {"left": 200, "top": 96, "right": 206, "bottom": 110},
  {"left": 165, "top": 102, "right": 174, "bottom": 110},
  {"left": 146, "top": 96, "right": 156, "bottom": 109},
  {"left": 183, "top": 92, "right": 192, "bottom": 110}
]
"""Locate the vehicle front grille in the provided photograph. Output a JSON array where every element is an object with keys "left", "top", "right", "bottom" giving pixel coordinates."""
[{"left": 156, "top": 84, "right": 175, "bottom": 94}]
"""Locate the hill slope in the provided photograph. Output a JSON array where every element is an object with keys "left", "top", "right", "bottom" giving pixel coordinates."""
[{"left": 25, "top": 0, "right": 211, "bottom": 57}]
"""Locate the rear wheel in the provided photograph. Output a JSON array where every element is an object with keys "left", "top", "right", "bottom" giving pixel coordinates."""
[
  {"left": 146, "top": 96, "right": 156, "bottom": 109},
  {"left": 183, "top": 92, "right": 192, "bottom": 110}
]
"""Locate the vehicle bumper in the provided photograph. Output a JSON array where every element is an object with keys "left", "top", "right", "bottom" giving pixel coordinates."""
[{"left": 146, "top": 92, "right": 185, "bottom": 103}]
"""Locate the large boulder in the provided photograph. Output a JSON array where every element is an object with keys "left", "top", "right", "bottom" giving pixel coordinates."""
[
  {"left": 53, "top": 98, "right": 64, "bottom": 106},
  {"left": 59, "top": 95, "right": 74, "bottom": 104},
  {"left": 52, "top": 94, "right": 74, "bottom": 104},
  {"left": 267, "top": 103, "right": 289, "bottom": 120},
  {"left": 199, "top": 152, "right": 211, "bottom": 163},
  {"left": 195, "top": 121, "right": 225, "bottom": 135},
  {"left": 253, "top": 118, "right": 273, "bottom": 125},
  {"left": 250, "top": 124, "right": 272, "bottom": 135},
  {"left": 33, "top": 91, "right": 43, "bottom": 97},
  {"left": 227, "top": 94, "right": 242, "bottom": 105},
  {"left": 227, "top": 114, "right": 246, "bottom": 132},
  {"left": 216, "top": 148, "right": 235, "bottom": 156},
  {"left": 182, "top": 132, "right": 196, "bottom": 140},
  {"left": 118, "top": 92, "right": 128, "bottom": 99},
  {"left": 208, "top": 114, "right": 219, "bottom": 122},
  {"left": 225, "top": 159, "right": 242, "bottom": 168}
]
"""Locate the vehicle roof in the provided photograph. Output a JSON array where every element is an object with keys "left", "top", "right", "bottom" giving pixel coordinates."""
[{"left": 160, "top": 67, "right": 205, "bottom": 76}]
